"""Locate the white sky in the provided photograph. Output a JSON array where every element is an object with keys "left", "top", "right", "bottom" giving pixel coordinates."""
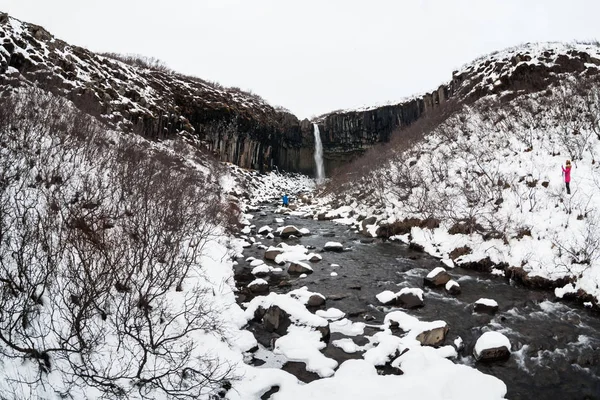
[{"left": 3, "top": 0, "right": 600, "bottom": 119}]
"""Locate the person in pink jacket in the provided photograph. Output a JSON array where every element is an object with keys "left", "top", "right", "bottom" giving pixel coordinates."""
[{"left": 562, "top": 160, "right": 572, "bottom": 194}]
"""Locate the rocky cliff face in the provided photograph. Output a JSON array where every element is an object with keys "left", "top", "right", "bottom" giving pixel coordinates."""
[
  {"left": 310, "top": 42, "right": 600, "bottom": 176},
  {"left": 2, "top": 14, "right": 599, "bottom": 177},
  {"left": 0, "top": 13, "right": 313, "bottom": 173}
]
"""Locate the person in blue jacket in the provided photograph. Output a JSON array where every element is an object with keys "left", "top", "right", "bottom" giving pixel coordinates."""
[{"left": 282, "top": 194, "right": 289, "bottom": 207}]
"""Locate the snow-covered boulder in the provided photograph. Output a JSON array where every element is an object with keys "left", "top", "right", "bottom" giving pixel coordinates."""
[
  {"left": 473, "top": 331, "right": 511, "bottom": 361},
  {"left": 250, "top": 259, "right": 265, "bottom": 267},
  {"left": 248, "top": 278, "right": 269, "bottom": 294},
  {"left": 445, "top": 280, "right": 461, "bottom": 295},
  {"left": 251, "top": 264, "right": 271, "bottom": 277},
  {"left": 299, "top": 227, "right": 311, "bottom": 236},
  {"left": 424, "top": 267, "right": 452, "bottom": 287},
  {"left": 397, "top": 288, "right": 424, "bottom": 308},
  {"left": 308, "top": 253, "right": 322, "bottom": 262},
  {"left": 288, "top": 261, "right": 314, "bottom": 274},
  {"left": 474, "top": 298, "right": 499, "bottom": 314},
  {"left": 324, "top": 241, "right": 344, "bottom": 252},
  {"left": 258, "top": 225, "right": 273, "bottom": 234},
  {"left": 277, "top": 225, "right": 303, "bottom": 239},
  {"left": 375, "top": 290, "right": 397, "bottom": 305},
  {"left": 264, "top": 246, "right": 285, "bottom": 261}
]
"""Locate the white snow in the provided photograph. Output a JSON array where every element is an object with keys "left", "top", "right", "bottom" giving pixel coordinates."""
[
  {"left": 474, "top": 332, "right": 511, "bottom": 357},
  {"left": 427, "top": 267, "right": 447, "bottom": 278},
  {"left": 376, "top": 290, "right": 397, "bottom": 304},
  {"left": 475, "top": 298, "right": 499, "bottom": 308}
]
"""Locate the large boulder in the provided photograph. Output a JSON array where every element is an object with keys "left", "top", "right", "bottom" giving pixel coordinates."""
[
  {"left": 424, "top": 267, "right": 452, "bottom": 287},
  {"left": 473, "top": 331, "right": 511, "bottom": 362}
]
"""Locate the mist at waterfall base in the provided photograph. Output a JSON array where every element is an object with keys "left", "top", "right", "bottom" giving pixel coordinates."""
[{"left": 313, "top": 124, "right": 325, "bottom": 184}]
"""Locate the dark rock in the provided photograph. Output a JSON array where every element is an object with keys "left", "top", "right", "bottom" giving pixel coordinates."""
[
  {"left": 279, "top": 226, "right": 302, "bottom": 239},
  {"left": 307, "top": 294, "right": 326, "bottom": 307},
  {"left": 262, "top": 305, "right": 291, "bottom": 335},
  {"left": 474, "top": 301, "right": 498, "bottom": 314},
  {"left": 260, "top": 385, "right": 280, "bottom": 400},
  {"left": 397, "top": 292, "right": 424, "bottom": 309},
  {"left": 474, "top": 346, "right": 510, "bottom": 362},
  {"left": 281, "top": 362, "right": 321, "bottom": 383},
  {"left": 416, "top": 325, "right": 448, "bottom": 346},
  {"left": 248, "top": 281, "right": 269, "bottom": 295},
  {"left": 264, "top": 248, "right": 284, "bottom": 261},
  {"left": 424, "top": 269, "right": 452, "bottom": 287},
  {"left": 288, "top": 262, "right": 313, "bottom": 274}
]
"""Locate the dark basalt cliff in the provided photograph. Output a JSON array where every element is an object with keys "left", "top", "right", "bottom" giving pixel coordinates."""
[
  {"left": 0, "top": 13, "right": 317, "bottom": 174},
  {"left": 2, "top": 13, "right": 599, "bottom": 177}
]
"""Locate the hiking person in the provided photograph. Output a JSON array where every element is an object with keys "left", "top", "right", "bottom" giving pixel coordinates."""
[
  {"left": 561, "top": 160, "right": 572, "bottom": 195},
  {"left": 282, "top": 194, "right": 289, "bottom": 207}
]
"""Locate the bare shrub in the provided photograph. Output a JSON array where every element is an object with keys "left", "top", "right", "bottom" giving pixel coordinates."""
[{"left": 0, "top": 88, "right": 237, "bottom": 398}]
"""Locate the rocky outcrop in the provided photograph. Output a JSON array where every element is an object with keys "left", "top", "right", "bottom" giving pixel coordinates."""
[
  {"left": 3, "top": 13, "right": 599, "bottom": 175},
  {"left": 0, "top": 13, "right": 312, "bottom": 173}
]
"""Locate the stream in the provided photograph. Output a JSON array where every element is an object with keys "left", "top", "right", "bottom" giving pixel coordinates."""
[{"left": 235, "top": 201, "right": 600, "bottom": 400}]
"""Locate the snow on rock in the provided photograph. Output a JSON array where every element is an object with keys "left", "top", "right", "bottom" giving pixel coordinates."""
[
  {"left": 425, "top": 267, "right": 452, "bottom": 287},
  {"left": 333, "top": 338, "right": 364, "bottom": 353},
  {"left": 324, "top": 241, "right": 344, "bottom": 252},
  {"left": 441, "top": 258, "right": 455, "bottom": 269},
  {"left": 251, "top": 264, "right": 271, "bottom": 276},
  {"left": 395, "top": 287, "right": 425, "bottom": 309},
  {"left": 316, "top": 308, "right": 345, "bottom": 321},
  {"left": 288, "top": 261, "right": 314, "bottom": 274},
  {"left": 445, "top": 279, "right": 461, "bottom": 295},
  {"left": 258, "top": 225, "right": 273, "bottom": 234},
  {"left": 277, "top": 225, "right": 302, "bottom": 238},
  {"left": 264, "top": 246, "right": 285, "bottom": 261},
  {"left": 474, "top": 298, "right": 499, "bottom": 314},
  {"left": 274, "top": 326, "right": 338, "bottom": 377},
  {"left": 376, "top": 290, "right": 397, "bottom": 305},
  {"left": 329, "top": 318, "right": 366, "bottom": 336},
  {"left": 244, "top": 293, "right": 329, "bottom": 328},
  {"left": 384, "top": 311, "right": 448, "bottom": 346},
  {"left": 299, "top": 227, "right": 311, "bottom": 235},
  {"left": 248, "top": 278, "right": 269, "bottom": 294},
  {"left": 250, "top": 259, "right": 265, "bottom": 267},
  {"left": 308, "top": 253, "right": 322, "bottom": 262},
  {"left": 473, "top": 331, "right": 511, "bottom": 362},
  {"left": 330, "top": 272, "right": 338, "bottom": 277},
  {"left": 270, "top": 357, "right": 507, "bottom": 400}
]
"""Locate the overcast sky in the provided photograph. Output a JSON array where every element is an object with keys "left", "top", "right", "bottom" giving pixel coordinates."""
[{"left": 4, "top": 0, "right": 600, "bottom": 118}]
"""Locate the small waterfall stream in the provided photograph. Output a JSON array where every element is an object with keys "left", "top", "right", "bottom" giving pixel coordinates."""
[{"left": 313, "top": 124, "right": 325, "bottom": 183}]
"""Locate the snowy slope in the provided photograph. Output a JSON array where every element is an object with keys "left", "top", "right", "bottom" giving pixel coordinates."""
[
  {"left": 0, "top": 13, "right": 284, "bottom": 140},
  {"left": 318, "top": 44, "right": 600, "bottom": 306}
]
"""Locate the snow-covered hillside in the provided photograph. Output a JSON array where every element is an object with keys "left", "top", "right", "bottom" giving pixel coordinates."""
[
  {"left": 0, "top": 87, "right": 260, "bottom": 399},
  {"left": 318, "top": 59, "right": 600, "bottom": 306}
]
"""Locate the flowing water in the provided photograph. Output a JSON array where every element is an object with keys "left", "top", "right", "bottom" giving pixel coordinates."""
[
  {"left": 313, "top": 124, "right": 325, "bottom": 183},
  {"left": 236, "top": 202, "right": 600, "bottom": 400}
]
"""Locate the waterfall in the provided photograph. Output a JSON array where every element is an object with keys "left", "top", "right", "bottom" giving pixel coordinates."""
[{"left": 313, "top": 123, "right": 325, "bottom": 183}]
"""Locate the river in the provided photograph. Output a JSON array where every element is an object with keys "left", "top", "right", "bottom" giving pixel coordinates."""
[{"left": 235, "top": 201, "right": 600, "bottom": 400}]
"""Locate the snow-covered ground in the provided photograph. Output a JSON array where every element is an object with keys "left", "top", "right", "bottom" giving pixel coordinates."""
[{"left": 315, "top": 52, "right": 600, "bottom": 306}]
